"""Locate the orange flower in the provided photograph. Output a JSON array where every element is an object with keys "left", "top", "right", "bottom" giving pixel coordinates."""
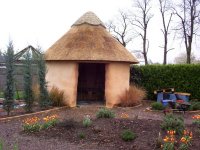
[
  {"left": 192, "top": 114, "right": 200, "bottom": 120},
  {"left": 43, "top": 114, "right": 58, "bottom": 122},
  {"left": 23, "top": 117, "right": 40, "bottom": 125},
  {"left": 120, "top": 113, "right": 129, "bottom": 119}
]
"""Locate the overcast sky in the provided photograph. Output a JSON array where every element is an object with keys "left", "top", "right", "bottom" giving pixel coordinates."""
[{"left": 0, "top": 0, "right": 199, "bottom": 64}]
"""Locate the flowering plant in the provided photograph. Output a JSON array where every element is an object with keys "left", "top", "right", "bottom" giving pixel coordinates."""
[
  {"left": 192, "top": 114, "right": 200, "bottom": 126},
  {"left": 120, "top": 113, "right": 129, "bottom": 119},
  {"left": 42, "top": 114, "right": 59, "bottom": 129},
  {"left": 179, "top": 130, "right": 192, "bottom": 150},
  {"left": 23, "top": 117, "right": 41, "bottom": 132},
  {"left": 162, "top": 130, "right": 176, "bottom": 150},
  {"left": 22, "top": 114, "right": 59, "bottom": 132},
  {"left": 161, "top": 129, "right": 192, "bottom": 150}
]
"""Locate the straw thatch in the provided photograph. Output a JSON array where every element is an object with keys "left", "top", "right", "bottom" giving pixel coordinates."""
[
  {"left": 45, "top": 11, "right": 138, "bottom": 64},
  {"left": 73, "top": 11, "right": 105, "bottom": 28}
]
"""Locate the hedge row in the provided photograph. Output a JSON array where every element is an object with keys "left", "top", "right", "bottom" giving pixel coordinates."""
[{"left": 130, "top": 64, "right": 200, "bottom": 100}]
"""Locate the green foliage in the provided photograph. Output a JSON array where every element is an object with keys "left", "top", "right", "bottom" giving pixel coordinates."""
[
  {"left": 37, "top": 54, "right": 50, "bottom": 109},
  {"left": 41, "top": 119, "right": 59, "bottom": 130},
  {"left": 130, "top": 64, "right": 200, "bottom": 100},
  {"left": 49, "top": 86, "right": 64, "bottom": 107},
  {"left": 121, "top": 130, "right": 137, "bottom": 141},
  {"left": 151, "top": 102, "right": 165, "bottom": 110},
  {"left": 96, "top": 108, "right": 115, "bottom": 118},
  {"left": 162, "top": 142, "right": 174, "bottom": 150},
  {"left": 23, "top": 115, "right": 59, "bottom": 132},
  {"left": 179, "top": 143, "right": 189, "bottom": 150},
  {"left": 161, "top": 114, "right": 185, "bottom": 135},
  {"left": 0, "top": 92, "right": 3, "bottom": 98},
  {"left": 82, "top": 116, "right": 92, "bottom": 127},
  {"left": 23, "top": 52, "right": 34, "bottom": 112},
  {"left": 189, "top": 102, "right": 200, "bottom": 111},
  {"left": 78, "top": 132, "right": 86, "bottom": 139},
  {"left": 23, "top": 123, "right": 41, "bottom": 132},
  {"left": 3, "top": 41, "right": 15, "bottom": 116},
  {"left": 0, "top": 91, "right": 24, "bottom": 99}
]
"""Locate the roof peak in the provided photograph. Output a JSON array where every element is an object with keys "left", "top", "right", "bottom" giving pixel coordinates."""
[{"left": 72, "top": 11, "right": 105, "bottom": 28}]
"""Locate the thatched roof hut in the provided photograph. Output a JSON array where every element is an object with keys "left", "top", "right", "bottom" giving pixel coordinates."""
[{"left": 45, "top": 11, "right": 138, "bottom": 107}]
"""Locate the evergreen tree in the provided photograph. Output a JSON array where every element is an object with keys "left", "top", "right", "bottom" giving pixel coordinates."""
[
  {"left": 3, "top": 41, "right": 15, "bottom": 116},
  {"left": 23, "top": 51, "right": 33, "bottom": 112},
  {"left": 38, "top": 54, "right": 50, "bottom": 109}
]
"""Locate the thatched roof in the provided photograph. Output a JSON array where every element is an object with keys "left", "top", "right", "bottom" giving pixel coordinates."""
[
  {"left": 45, "top": 11, "right": 138, "bottom": 64},
  {"left": 73, "top": 11, "right": 105, "bottom": 28}
]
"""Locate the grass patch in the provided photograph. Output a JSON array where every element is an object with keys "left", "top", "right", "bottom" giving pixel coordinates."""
[{"left": 96, "top": 108, "right": 115, "bottom": 118}]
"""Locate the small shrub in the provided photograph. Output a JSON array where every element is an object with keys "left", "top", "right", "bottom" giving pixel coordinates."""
[
  {"left": 151, "top": 102, "right": 165, "bottom": 110},
  {"left": 121, "top": 130, "right": 137, "bottom": 141},
  {"left": 82, "top": 116, "right": 92, "bottom": 127},
  {"left": 161, "top": 114, "right": 185, "bottom": 135},
  {"left": 49, "top": 86, "right": 64, "bottom": 107},
  {"left": 78, "top": 132, "right": 86, "bottom": 139},
  {"left": 189, "top": 102, "right": 200, "bottom": 111},
  {"left": 96, "top": 108, "right": 115, "bottom": 118},
  {"left": 118, "top": 84, "right": 146, "bottom": 107}
]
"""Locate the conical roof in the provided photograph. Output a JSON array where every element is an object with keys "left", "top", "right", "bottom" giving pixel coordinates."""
[
  {"left": 45, "top": 11, "right": 138, "bottom": 64},
  {"left": 73, "top": 11, "right": 105, "bottom": 28}
]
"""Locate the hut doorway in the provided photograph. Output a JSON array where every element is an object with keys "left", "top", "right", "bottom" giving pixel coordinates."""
[{"left": 77, "top": 63, "right": 105, "bottom": 104}]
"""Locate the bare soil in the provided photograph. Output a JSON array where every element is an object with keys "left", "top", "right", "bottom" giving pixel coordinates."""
[{"left": 0, "top": 102, "right": 199, "bottom": 150}]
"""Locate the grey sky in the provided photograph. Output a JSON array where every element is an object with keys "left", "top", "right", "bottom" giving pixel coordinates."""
[{"left": 0, "top": 0, "right": 199, "bottom": 63}]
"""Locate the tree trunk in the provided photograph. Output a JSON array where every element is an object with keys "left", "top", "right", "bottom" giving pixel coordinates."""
[
  {"left": 163, "top": 34, "right": 168, "bottom": 65},
  {"left": 143, "top": 25, "right": 148, "bottom": 65}
]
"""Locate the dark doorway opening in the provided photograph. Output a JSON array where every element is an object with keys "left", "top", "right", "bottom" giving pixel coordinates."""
[{"left": 77, "top": 63, "right": 105, "bottom": 104}]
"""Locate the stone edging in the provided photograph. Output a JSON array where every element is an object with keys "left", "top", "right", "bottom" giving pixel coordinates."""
[
  {"left": 0, "top": 106, "right": 69, "bottom": 122},
  {"left": 146, "top": 107, "right": 200, "bottom": 113},
  {"left": 115, "top": 104, "right": 143, "bottom": 109}
]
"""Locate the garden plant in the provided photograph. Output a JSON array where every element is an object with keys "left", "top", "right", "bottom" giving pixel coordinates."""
[
  {"left": 82, "top": 115, "right": 92, "bottom": 127},
  {"left": 161, "top": 114, "right": 185, "bottom": 135},
  {"left": 96, "top": 108, "right": 115, "bottom": 118},
  {"left": 22, "top": 114, "right": 59, "bottom": 132},
  {"left": 121, "top": 130, "right": 137, "bottom": 141}
]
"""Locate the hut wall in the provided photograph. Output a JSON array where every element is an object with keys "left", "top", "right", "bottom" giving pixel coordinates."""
[
  {"left": 105, "top": 62, "right": 130, "bottom": 108},
  {"left": 46, "top": 61, "right": 78, "bottom": 107}
]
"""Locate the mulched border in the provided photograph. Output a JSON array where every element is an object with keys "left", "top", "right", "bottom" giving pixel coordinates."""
[{"left": 0, "top": 106, "right": 69, "bottom": 122}]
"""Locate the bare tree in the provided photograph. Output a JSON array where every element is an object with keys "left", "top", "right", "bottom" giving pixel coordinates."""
[
  {"left": 174, "top": 0, "right": 200, "bottom": 64},
  {"left": 159, "top": 0, "right": 174, "bottom": 65},
  {"left": 174, "top": 52, "right": 200, "bottom": 64},
  {"left": 130, "top": 0, "right": 153, "bottom": 65},
  {"left": 106, "top": 11, "right": 133, "bottom": 47}
]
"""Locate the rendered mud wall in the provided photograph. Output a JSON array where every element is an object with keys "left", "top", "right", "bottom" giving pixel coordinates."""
[
  {"left": 105, "top": 62, "right": 130, "bottom": 108},
  {"left": 46, "top": 61, "right": 78, "bottom": 107}
]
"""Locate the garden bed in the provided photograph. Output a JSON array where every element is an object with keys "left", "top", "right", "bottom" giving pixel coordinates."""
[{"left": 0, "top": 105, "right": 199, "bottom": 150}]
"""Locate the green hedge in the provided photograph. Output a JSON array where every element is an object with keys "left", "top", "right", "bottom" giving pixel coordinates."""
[{"left": 130, "top": 64, "right": 200, "bottom": 100}]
